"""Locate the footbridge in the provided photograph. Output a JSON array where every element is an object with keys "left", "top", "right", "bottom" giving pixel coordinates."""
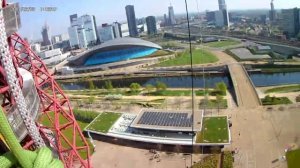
[{"left": 228, "top": 63, "right": 261, "bottom": 108}]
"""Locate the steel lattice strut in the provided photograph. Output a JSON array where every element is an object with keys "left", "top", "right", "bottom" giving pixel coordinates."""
[
  {"left": 8, "top": 33, "right": 91, "bottom": 168},
  {"left": 0, "top": 1, "right": 45, "bottom": 148},
  {"left": 0, "top": 0, "right": 91, "bottom": 167}
]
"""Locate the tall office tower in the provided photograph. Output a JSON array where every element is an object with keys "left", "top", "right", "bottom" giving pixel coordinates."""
[
  {"left": 68, "top": 27, "right": 80, "bottom": 48},
  {"left": 112, "top": 22, "right": 122, "bottom": 38},
  {"left": 218, "top": 0, "right": 227, "bottom": 10},
  {"left": 222, "top": 9, "right": 229, "bottom": 27},
  {"left": 217, "top": 0, "right": 229, "bottom": 28},
  {"left": 146, "top": 16, "right": 157, "bottom": 35},
  {"left": 125, "top": 5, "right": 138, "bottom": 37},
  {"left": 281, "top": 8, "right": 300, "bottom": 38},
  {"left": 41, "top": 23, "right": 51, "bottom": 46},
  {"left": 77, "top": 26, "right": 88, "bottom": 48},
  {"left": 168, "top": 5, "right": 176, "bottom": 25},
  {"left": 81, "top": 15, "right": 98, "bottom": 45},
  {"left": 164, "top": 14, "right": 169, "bottom": 25},
  {"left": 93, "top": 15, "right": 100, "bottom": 43},
  {"left": 269, "top": 0, "right": 276, "bottom": 21}
]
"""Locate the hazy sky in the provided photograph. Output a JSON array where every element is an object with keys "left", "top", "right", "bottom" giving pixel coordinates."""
[{"left": 8, "top": 0, "right": 300, "bottom": 40}]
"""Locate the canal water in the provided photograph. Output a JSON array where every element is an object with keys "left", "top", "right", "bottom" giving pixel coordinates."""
[
  {"left": 60, "top": 72, "right": 300, "bottom": 90},
  {"left": 60, "top": 74, "right": 230, "bottom": 90},
  {"left": 249, "top": 71, "right": 300, "bottom": 87}
]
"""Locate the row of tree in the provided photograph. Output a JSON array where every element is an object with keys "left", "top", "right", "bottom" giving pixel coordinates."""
[{"left": 87, "top": 79, "right": 168, "bottom": 93}]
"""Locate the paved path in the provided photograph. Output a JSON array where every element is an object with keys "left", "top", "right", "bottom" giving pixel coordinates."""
[{"left": 228, "top": 63, "right": 261, "bottom": 108}]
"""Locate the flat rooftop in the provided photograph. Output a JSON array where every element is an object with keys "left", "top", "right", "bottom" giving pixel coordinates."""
[{"left": 130, "top": 109, "right": 203, "bottom": 132}]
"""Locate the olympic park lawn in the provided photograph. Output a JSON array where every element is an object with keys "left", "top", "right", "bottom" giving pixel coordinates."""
[
  {"left": 286, "top": 149, "right": 300, "bottom": 168},
  {"left": 196, "top": 116, "right": 229, "bottom": 143},
  {"left": 204, "top": 40, "right": 241, "bottom": 48},
  {"left": 39, "top": 111, "right": 97, "bottom": 159},
  {"left": 85, "top": 112, "right": 122, "bottom": 133},
  {"left": 155, "top": 49, "right": 218, "bottom": 67}
]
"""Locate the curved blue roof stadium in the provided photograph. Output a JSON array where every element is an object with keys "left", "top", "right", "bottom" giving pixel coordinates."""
[{"left": 69, "top": 37, "right": 162, "bottom": 66}]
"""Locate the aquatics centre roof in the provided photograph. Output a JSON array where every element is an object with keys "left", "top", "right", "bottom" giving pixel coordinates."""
[
  {"left": 68, "top": 37, "right": 162, "bottom": 66},
  {"left": 95, "top": 37, "right": 162, "bottom": 50}
]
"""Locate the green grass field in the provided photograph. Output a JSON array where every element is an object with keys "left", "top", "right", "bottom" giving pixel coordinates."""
[
  {"left": 39, "top": 112, "right": 96, "bottom": 159},
  {"left": 147, "top": 90, "right": 209, "bottom": 96},
  {"left": 265, "top": 85, "right": 300, "bottom": 93},
  {"left": 286, "top": 149, "right": 300, "bottom": 168},
  {"left": 155, "top": 49, "right": 218, "bottom": 67},
  {"left": 196, "top": 117, "right": 229, "bottom": 143},
  {"left": 261, "top": 96, "right": 292, "bottom": 105},
  {"left": 223, "top": 151, "right": 234, "bottom": 168},
  {"left": 199, "top": 99, "right": 228, "bottom": 109},
  {"left": 205, "top": 40, "right": 241, "bottom": 48},
  {"left": 86, "top": 112, "right": 122, "bottom": 133}
]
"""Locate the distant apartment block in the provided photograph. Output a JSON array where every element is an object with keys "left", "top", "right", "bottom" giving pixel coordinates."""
[
  {"left": 214, "top": 10, "right": 229, "bottom": 27},
  {"left": 281, "top": 8, "right": 300, "bottom": 38},
  {"left": 206, "top": 11, "right": 216, "bottom": 22},
  {"left": 68, "top": 26, "right": 80, "bottom": 48},
  {"left": 112, "top": 22, "right": 122, "bottom": 38},
  {"left": 98, "top": 24, "right": 115, "bottom": 42},
  {"left": 68, "top": 14, "right": 98, "bottom": 49},
  {"left": 52, "top": 33, "right": 69, "bottom": 45}
]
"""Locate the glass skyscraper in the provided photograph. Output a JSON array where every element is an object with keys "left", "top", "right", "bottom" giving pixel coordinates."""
[{"left": 125, "top": 5, "right": 138, "bottom": 37}]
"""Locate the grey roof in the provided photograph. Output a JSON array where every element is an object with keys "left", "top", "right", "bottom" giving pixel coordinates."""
[
  {"left": 97, "top": 37, "right": 162, "bottom": 50},
  {"left": 256, "top": 45, "right": 271, "bottom": 50}
]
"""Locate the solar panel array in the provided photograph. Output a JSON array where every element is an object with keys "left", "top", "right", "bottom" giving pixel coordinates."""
[{"left": 137, "top": 111, "right": 192, "bottom": 127}]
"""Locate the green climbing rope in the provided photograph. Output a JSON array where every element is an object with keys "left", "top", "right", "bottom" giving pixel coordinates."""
[{"left": 0, "top": 107, "right": 63, "bottom": 168}]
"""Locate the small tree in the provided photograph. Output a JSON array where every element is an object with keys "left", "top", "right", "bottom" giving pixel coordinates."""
[
  {"left": 104, "top": 80, "right": 113, "bottom": 91},
  {"left": 216, "top": 82, "right": 227, "bottom": 95},
  {"left": 130, "top": 83, "right": 141, "bottom": 93},
  {"left": 155, "top": 81, "right": 167, "bottom": 92},
  {"left": 145, "top": 84, "right": 154, "bottom": 94},
  {"left": 88, "top": 80, "right": 95, "bottom": 90},
  {"left": 88, "top": 96, "right": 95, "bottom": 104}
]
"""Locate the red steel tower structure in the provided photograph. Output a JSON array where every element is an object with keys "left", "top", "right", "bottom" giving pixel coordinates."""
[{"left": 0, "top": 1, "right": 91, "bottom": 167}]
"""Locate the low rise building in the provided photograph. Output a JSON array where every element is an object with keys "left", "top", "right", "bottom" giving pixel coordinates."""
[{"left": 38, "top": 49, "right": 69, "bottom": 66}]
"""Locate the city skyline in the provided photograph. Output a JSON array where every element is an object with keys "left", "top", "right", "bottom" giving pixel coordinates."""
[{"left": 9, "top": 0, "right": 300, "bottom": 41}]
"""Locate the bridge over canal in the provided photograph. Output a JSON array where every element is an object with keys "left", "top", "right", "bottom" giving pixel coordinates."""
[{"left": 228, "top": 63, "right": 261, "bottom": 108}]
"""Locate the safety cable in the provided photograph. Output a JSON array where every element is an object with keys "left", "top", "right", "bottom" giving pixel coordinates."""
[
  {"left": 184, "top": 0, "right": 195, "bottom": 166},
  {"left": 0, "top": 107, "right": 63, "bottom": 168}
]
